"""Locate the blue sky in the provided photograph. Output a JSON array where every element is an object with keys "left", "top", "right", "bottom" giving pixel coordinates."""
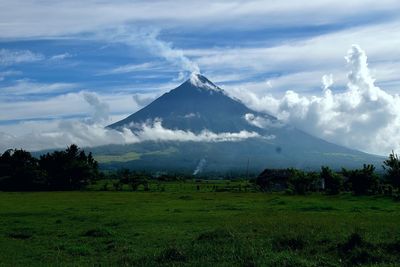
[{"left": 1, "top": 0, "right": 400, "bottom": 154}]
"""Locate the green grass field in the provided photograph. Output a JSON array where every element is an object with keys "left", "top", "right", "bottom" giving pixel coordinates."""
[{"left": 1, "top": 181, "right": 400, "bottom": 266}]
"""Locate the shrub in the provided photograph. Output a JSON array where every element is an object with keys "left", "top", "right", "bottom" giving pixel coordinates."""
[
  {"left": 383, "top": 151, "right": 400, "bottom": 190},
  {"left": 288, "top": 169, "right": 317, "bottom": 195},
  {"left": 343, "top": 164, "right": 379, "bottom": 195},
  {"left": 321, "top": 166, "right": 343, "bottom": 195}
]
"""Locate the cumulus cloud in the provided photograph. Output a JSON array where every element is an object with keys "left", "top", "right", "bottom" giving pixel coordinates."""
[
  {"left": 236, "top": 45, "right": 400, "bottom": 155},
  {"left": 321, "top": 74, "right": 333, "bottom": 91}
]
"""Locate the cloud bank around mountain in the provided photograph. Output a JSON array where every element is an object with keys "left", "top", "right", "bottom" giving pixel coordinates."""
[
  {"left": 0, "top": 93, "right": 261, "bottom": 152},
  {"left": 233, "top": 45, "right": 400, "bottom": 155}
]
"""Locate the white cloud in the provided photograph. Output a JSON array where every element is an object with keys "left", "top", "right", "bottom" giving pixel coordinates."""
[
  {"left": 0, "top": 0, "right": 399, "bottom": 39},
  {"left": 98, "top": 62, "right": 161, "bottom": 75},
  {"left": 244, "top": 113, "right": 282, "bottom": 129},
  {"left": 0, "top": 49, "right": 44, "bottom": 65},
  {"left": 0, "top": 118, "right": 262, "bottom": 152},
  {"left": 235, "top": 45, "right": 400, "bottom": 155},
  {"left": 0, "top": 91, "right": 262, "bottom": 151},
  {"left": 103, "top": 27, "right": 200, "bottom": 74},
  {"left": 0, "top": 90, "right": 137, "bottom": 121},
  {"left": 180, "top": 19, "right": 400, "bottom": 95},
  {"left": 132, "top": 93, "right": 158, "bottom": 107},
  {"left": 134, "top": 119, "right": 260, "bottom": 142},
  {"left": 0, "top": 80, "right": 76, "bottom": 96},
  {"left": 0, "top": 70, "right": 21, "bottom": 81},
  {"left": 321, "top": 74, "right": 334, "bottom": 91},
  {"left": 83, "top": 92, "right": 110, "bottom": 123},
  {"left": 49, "top": 53, "right": 72, "bottom": 60}
]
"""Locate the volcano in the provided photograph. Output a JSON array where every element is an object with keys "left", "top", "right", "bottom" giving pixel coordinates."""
[
  {"left": 97, "top": 74, "right": 382, "bottom": 174},
  {"left": 108, "top": 74, "right": 276, "bottom": 134}
]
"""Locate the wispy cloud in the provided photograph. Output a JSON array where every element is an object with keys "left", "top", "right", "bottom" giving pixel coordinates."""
[
  {"left": 49, "top": 53, "right": 72, "bottom": 61},
  {"left": 0, "top": 49, "right": 44, "bottom": 65},
  {"left": 0, "top": 0, "right": 399, "bottom": 39},
  {"left": 103, "top": 27, "right": 200, "bottom": 74},
  {"left": 0, "top": 80, "right": 77, "bottom": 96},
  {"left": 0, "top": 70, "right": 21, "bottom": 81},
  {"left": 98, "top": 62, "right": 160, "bottom": 75}
]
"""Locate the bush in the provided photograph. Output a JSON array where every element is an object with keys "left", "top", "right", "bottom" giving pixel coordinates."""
[
  {"left": 288, "top": 169, "right": 318, "bottom": 195},
  {"left": 321, "top": 166, "right": 343, "bottom": 195},
  {"left": 343, "top": 164, "right": 379, "bottom": 195},
  {"left": 383, "top": 151, "right": 400, "bottom": 190}
]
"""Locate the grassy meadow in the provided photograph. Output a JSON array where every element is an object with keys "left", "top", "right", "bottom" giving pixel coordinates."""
[{"left": 1, "top": 180, "right": 400, "bottom": 266}]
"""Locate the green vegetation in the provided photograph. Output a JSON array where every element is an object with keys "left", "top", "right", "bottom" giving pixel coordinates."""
[
  {"left": 0, "top": 145, "right": 99, "bottom": 191},
  {"left": 2, "top": 146, "right": 400, "bottom": 265},
  {"left": 94, "top": 151, "right": 141, "bottom": 164},
  {"left": 94, "top": 147, "right": 177, "bottom": 164},
  {"left": 0, "top": 188, "right": 400, "bottom": 266}
]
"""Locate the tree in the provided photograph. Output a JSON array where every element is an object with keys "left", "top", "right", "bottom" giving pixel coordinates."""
[
  {"left": 256, "top": 169, "right": 292, "bottom": 192},
  {"left": 321, "top": 166, "right": 343, "bottom": 195},
  {"left": 0, "top": 149, "right": 44, "bottom": 191},
  {"left": 117, "top": 169, "right": 149, "bottom": 191},
  {"left": 383, "top": 151, "right": 400, "bottom": 190},
  {"left": 288, "top": 169, "right": 317, "bottom": 195},
  {"left": 343, "top": 164, "right": 379, "bottom": 195},
  {"left": 39, "top": 144, "right": 99, "bottom": 190}
]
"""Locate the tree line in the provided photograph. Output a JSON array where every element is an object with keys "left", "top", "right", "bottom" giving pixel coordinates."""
[
  {"left": 256, "top": 151, "right": 400, "bottom": 196},
  {"left": 1, "top": 144, "right": 400, "bottom": 195},
  {"left": 0, "top": 144, "right": 99, "bottom": 191}
]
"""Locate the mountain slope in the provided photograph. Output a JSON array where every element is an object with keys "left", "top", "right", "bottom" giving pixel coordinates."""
[
  {"left": 108, "top": 74, "right": 275, "bottom": 133},
  {"left": 103, "top": 74, "right": 383, "bottom": 173}
]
